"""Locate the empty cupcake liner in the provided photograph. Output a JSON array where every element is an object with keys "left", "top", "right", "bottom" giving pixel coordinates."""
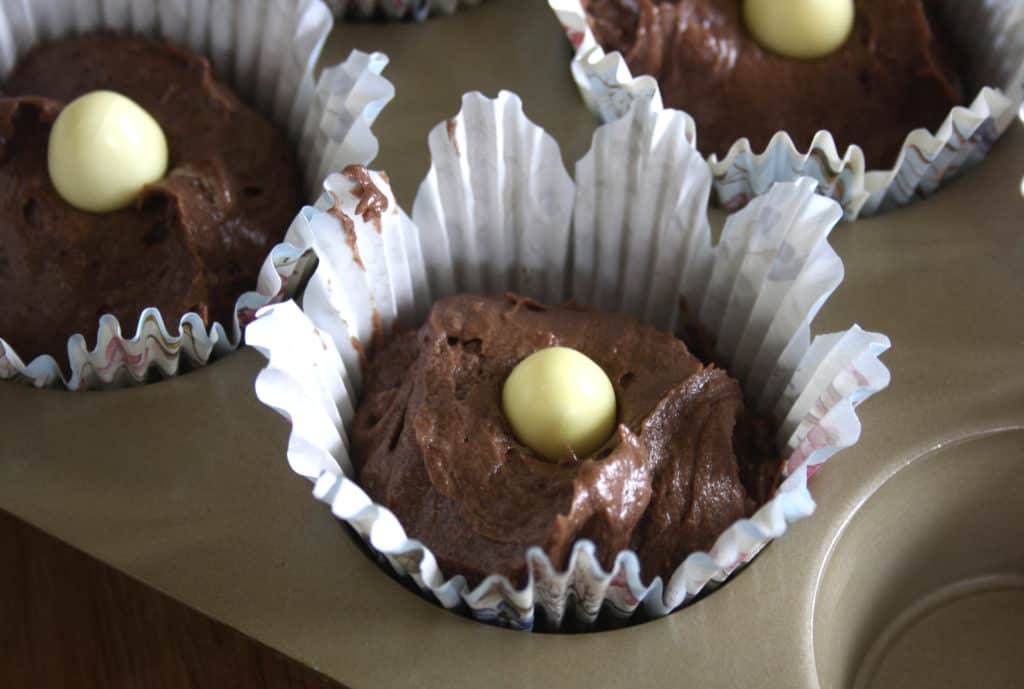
[
  {"left": 549, "top": 0, "right": 1024, "bottom": 220},
  {"left": 325, "top": 0, "right": 485, "bottom": 21},
  {"left": 0, "top": 0, "right": 395, "bottom": 389},
  {"left": 248, "top": 92, "right": 891, "bottom": 630}
]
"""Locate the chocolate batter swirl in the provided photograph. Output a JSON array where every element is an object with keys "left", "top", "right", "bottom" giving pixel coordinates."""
[
  {"left": 583, "top": 0, "right": 962, "bottom": 168},
  {"left": 352, "top": 294, "right": 781, "bottom": 585},
  {"left": 0, "top": 35, "right": 301, "bottom": 363}
]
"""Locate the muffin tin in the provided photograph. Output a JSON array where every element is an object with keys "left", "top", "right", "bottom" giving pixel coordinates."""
[{"left": 1, "top": 2, "right": 1023, "bottom": 687}]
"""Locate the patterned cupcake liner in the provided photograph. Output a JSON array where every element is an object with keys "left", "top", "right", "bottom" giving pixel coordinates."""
[
  {"left": 0, "top": 0, "right": 395, "bottom": 389},
  {"left": 249, "top": 92, "right": 891, "bottom": 630},
  {"left": 548, "top": 0, "right": 1024, "bottom": 220},
  {"left": 325, "top": 0, "right": 485, "bottom": 21}
]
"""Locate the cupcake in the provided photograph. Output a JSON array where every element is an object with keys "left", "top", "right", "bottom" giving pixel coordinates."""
[
  {"left": 249, "top": 92, "right": 891, "bottom": 630},
  {"left": 327, "top": 0, "right": 485, "bottom": 21},
  {"left": 550, "top": 0, "right": 1024, "bottom": 219},
  {"left": 350, "top": 292, "right": 782, "bottom": 591},
  {"left": 0, "top": 0, "right": 395, "bottom": 390}
]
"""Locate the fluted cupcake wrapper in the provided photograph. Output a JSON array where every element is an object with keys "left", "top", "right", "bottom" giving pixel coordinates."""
[
  {"left": 249, "top": 92, "right": 891, "bottom": 630},
  {"left": 0, "top": 0, "right": 395, "bottom": 389},
  {"left": 1020, "top": 104, "right": 1024, "bottom": 197},
  {"left": 325, "top": 0, "right": 484, "bottom": 21},
  {"left": 548, "top": 0, "right": 1024, "bottom": 220}
]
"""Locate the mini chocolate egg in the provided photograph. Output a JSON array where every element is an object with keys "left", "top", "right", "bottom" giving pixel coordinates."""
[
  {"left": 502, "top": 346, "right": 617, "bottom": 462},
  {"left": 743, "top": 0, "right": 855, "bottom": 60},
  {"left": 47, "top": 90, "right": 168, "bottom": 213}
]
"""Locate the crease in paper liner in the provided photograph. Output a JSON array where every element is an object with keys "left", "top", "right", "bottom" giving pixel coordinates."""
[
  {"left": 0, "top": 0, "right": 395, "bottom": 390},
  {"left": 250, "top": 92, "right": 891, "bottom": 630},
  {"left": 548, "top": 0, "right": 1024, "bottom": 221},
  {"left": 325, "top": 0, "right": 485, "bottom": 21},
  {"left": 1020, "top": 104, "right": 1024, "bottom": 197}
]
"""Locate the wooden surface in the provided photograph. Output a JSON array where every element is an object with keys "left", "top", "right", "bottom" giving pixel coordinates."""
[{"left": 0, "top": 510, "right": 343, "bottom": 689}]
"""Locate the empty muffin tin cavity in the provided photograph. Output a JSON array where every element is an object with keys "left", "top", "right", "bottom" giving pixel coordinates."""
[{"left": 813, "top": 429, "right": 1024, "bottom": 689}]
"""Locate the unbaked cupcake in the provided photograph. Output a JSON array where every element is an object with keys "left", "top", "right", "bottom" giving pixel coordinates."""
[
  {"left": 550, "top": 0, "right": 1024, "bottom": 219},
  {"left": 0, "top": 0, "right": 394, "bottom": 390},
  {"left": 349, "top": 290, "right": 788, "bottom": 594},
  {"left": 250, "top": 92, "right": 891, "bottom": 630},
  {"left": 1, "top": 34, "right": 302, "bottom": 372}
]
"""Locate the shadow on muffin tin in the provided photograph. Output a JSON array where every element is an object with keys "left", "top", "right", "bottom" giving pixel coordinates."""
[
  {"left": 336, "top": 515, "right": 769, "bottom": 634},
  {"left": 813, "top": 429, "right": 1024, "bottom": 689}
]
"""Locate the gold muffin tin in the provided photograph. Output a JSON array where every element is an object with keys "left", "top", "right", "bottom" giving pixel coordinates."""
[{"left": 2, "top": 3, "right": 1023, "bottom": 688}]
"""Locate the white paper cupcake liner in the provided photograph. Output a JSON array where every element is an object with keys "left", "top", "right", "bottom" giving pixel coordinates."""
[
  {"left": 325, "top": 0, "right": 485, "bottom": 21},
  {"left": 0, "top": 0, "right": 395, "bottom": 390},
  {"left": 248, "top": 92, "right": 891, "bottom": 630},
  {"left": 548, "top": 0, "right": 1024, "bottom": 220},
  {"left": 1020, "top": 104, "right": 1024, "bottom": 197}
]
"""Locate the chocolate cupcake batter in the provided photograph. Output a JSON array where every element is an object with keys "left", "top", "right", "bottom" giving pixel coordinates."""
[
  {"left": 583, "top": 0, "right": 963, "bottom": 167},
  {"left": 352, "top": 294, "right": 781, "bottom": 585},
  {"left": 0, "top": 35, "right": 302, "bottom": 363}
]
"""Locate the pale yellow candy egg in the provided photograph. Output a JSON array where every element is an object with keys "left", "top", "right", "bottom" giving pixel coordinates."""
[
  {"left": 47, "top": 90, "right": 168, "bottom": 213},
  {"left": 502, "top": 346, "right": 617, "bottom": 463},
  {"left": 743, "top": 0, "right": 855, "bottom": 60}
]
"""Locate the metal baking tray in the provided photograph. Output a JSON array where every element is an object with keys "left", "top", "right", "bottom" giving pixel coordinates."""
[{"left": 2, "top": 2, "right": 1022, "bottom": 687}]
